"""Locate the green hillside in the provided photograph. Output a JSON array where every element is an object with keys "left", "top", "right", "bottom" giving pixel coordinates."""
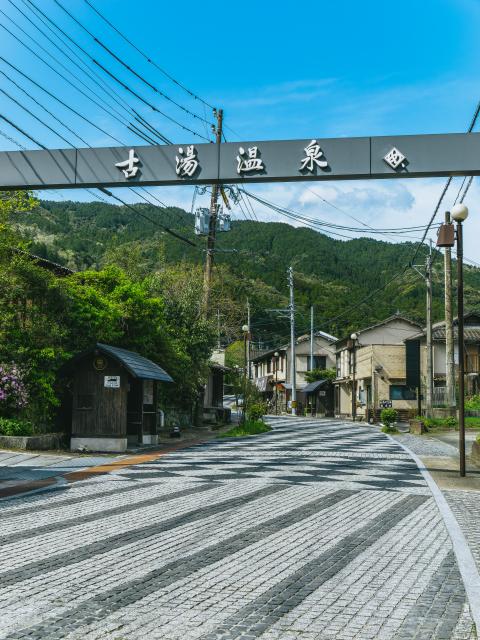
[{"left": 22, "top": 199, "right": 480, "bottom": 345}]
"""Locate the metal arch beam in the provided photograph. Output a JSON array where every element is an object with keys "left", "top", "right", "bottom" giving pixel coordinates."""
[{"left": 1, "top": 132, "right": 480, "bottom": 190}]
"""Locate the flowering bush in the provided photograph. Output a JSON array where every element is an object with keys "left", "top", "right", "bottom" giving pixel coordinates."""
[{"left": 0, "top": 364, "right": 28, "bottom": 416}]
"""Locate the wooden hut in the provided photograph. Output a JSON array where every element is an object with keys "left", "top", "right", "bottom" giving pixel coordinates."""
[
  {"left": 302, "top": 379, "right": 334, "bottom": 417},
  {"left": 66, "top": 343, "right": 173, "bottom": 452}
]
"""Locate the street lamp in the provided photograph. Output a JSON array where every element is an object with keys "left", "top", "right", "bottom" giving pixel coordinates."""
[
  {"left": 242, "top": 324, "right": 249, "bottom": 424},
  {"left": 274, "top": 351, "right": 279, "bottom": 415},
  {"left": 452, "top": 203, "right": 469, "bottom": 477},
  {"left": 350, "top": 332, "right": 359, "bottom": 421}
]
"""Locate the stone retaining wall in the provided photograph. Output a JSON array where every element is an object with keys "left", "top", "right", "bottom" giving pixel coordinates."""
[{"left": 0, "top": 433, "right": 66, "bottom": 451}]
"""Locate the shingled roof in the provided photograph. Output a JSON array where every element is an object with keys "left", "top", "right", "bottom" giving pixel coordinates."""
[{"left": 95, "top": 343, "right": 173, "bottom": 382}]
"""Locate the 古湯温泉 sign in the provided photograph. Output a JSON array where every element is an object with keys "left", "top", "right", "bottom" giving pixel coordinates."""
[{"left": 2, "top": 132, "right": 480, "bottom": 190}]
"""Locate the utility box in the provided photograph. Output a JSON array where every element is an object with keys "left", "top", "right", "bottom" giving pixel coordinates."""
[
  {"left": 436, "top": 223, "right": 455, "bottom": 247},
  {"left": 195, "top": 207, "right": 211, "bottom": 235},
  {"left": 64, "top": 343, "right": 173, "bottom": 452}
]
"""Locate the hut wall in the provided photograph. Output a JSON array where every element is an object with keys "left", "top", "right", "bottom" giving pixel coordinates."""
[{"left": 71, "top": 357, "right": 128, "bottom": 451}]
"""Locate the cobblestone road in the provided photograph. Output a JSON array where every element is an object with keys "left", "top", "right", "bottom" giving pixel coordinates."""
[{"left": 0, "top": 418, "right": 475, "bottom": 640}]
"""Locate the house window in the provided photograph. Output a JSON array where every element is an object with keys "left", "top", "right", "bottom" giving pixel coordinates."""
[
  {"left": 255, "top": 365, "right": 258, "bottom": 378},
  {"left": 267, "top": 360, "right": 272, "bottom": 373},
  {"left": 308, "top": 355, "right": 326, "bottom": 370},
  {"left": 389, "top": 385, "right": 417, "bottom": 400}
]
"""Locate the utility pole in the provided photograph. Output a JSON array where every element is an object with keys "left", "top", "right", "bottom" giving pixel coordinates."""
[
  {"left": 216, "top": 308, "right": 221, "bottom": 349},
  {"left": 310, "top": 305, "right": 314, "bottom": 371},
  {"left": 444, "top": 211, "right": 455, "bottom": 408},
  {"left": 425, "top": 241, "right": 434, "bottom": 417},
  {"left": 202, "top": 108, "right": 223, "bottom": 314},
  {"left": 247, "top": 299, "right": 251, "bottom": 379},
  {"left": 412, "top": 242, "right": 434, "bottom": 417},
  {"left": 288, "top": 266, "right": 297, "bottom": 416}
]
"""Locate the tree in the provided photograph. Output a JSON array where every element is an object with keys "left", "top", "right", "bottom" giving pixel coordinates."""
[{"left": 304, "top": 368, "right": 336, "bottom": 383}]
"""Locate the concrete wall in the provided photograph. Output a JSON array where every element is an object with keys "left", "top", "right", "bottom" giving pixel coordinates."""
[
  {"left": 358, "top": 319, "right": 420, "bottom": 345},
  {"left": 335, "top": 341, "right": 417, "bottom": 419}
]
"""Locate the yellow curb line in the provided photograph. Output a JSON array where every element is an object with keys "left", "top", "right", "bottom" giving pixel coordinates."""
[{"left": 0, "top": 439, "right": 208, "bottom": 498}]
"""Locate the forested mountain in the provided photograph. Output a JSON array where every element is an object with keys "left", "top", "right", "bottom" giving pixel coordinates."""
[{"left": 21, "top": 199, "right": 480, "bottom": 345}]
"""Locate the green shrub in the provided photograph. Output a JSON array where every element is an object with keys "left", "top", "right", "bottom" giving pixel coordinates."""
[
  {"left": 380, "top": 408, "right": 398, "bottom": 427},
  {"left": 0, "top": 417, "right": 34, "bottom": 436},
  {"left": 465, "top": 417, "right": 480, "bottom": 429},
  {"left": 246, "top": 402, "right": 267, "bottom": 422},
  {"left": 417, "top": 416, "right": 457, "bottom": 431},
  {"left": 466, "top": 395, "right": 480, "bottom": 410},
  {"left": 219, "top": 420, "right": 272, "bottom": 438},
  {"left": 381, "top": 425, "right": 399, "bottom": 434}
]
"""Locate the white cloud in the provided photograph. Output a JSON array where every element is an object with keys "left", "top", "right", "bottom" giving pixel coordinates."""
[{"left": 232, "top": 177, "right": 480, "bottom": 261}]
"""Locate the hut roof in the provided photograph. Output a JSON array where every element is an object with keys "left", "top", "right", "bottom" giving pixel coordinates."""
[{"left": 96, "top": 344, "right": 173, "bottom": 382}]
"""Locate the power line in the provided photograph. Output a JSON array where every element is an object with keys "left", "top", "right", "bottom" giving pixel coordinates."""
[
  {"left": 98, "top": 188, "right": 199, "bottom": 248},
  {"left": 0, "top": 4, "right": 133, "bottom": 127},
  {"left": 0, "top": 127, "right": 27, "bottom": 150},
  {"left": 0, "top": 55, "right": 126, "bottom": 145},
  {"left": 0, "top": 67, "right": 193, "bottom": 243},
  {"left": 0, "top": 113, "right": 47, "bottom": 149},
  {"left": 0, "top": 17, "right": 165, "bottom": 147},
  {"left": 0, "top": 84, "right": 76, "bottom": 147},
  {"left": 305, "top": 187, "right": 434, "bottom": 243},
  {"left": 8, "top": 0, "right": 128, "bottom": 110},
  {"left": 18, "top": 0, "right": 172, "bottom": 144},
  {"left": 91, "top": 58, "right": 210, "bottom": 142},
  {"left": 0, "top": 68, "right": 89, "bottom": 146},
  {"left": 82, "top": 0, "right": 215, "bottom": 110},
  {"left": 409, "top": 99, "right": 480, "bottom": 266},
  {"left": 54, "top": 0, "right": 212, "bottom": 127},
  {"left": 240, "top": 189, "right": 436, "bottom": 241},
  {"left": 52, "top": 0, "right": 212, "bottom": 141}
]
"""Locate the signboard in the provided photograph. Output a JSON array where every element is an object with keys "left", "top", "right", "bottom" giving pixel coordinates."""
[
  {"left": 3, "top": 132, "right": 480, "bottom": 190},
  {"left": 379, "top": 400, "right": 392, "bottom": 409},
  {"left": 318, "top": 390, "right": 327, "bottom": 397},
  {"left": 104, "top": 375, "right": 120, "bottom": 388}
]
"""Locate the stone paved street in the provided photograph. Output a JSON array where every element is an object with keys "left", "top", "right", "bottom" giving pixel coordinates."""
[{"left": 0, "top": 417, "right": 476, "bottom": 640}]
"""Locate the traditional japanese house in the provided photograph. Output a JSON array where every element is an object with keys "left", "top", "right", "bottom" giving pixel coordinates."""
[{"left": 64, "top": 343, "right": 173, "bottom": 452}]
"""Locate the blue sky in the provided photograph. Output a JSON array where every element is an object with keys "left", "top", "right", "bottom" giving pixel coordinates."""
[{"left": 1, "top": 0, "right": 480, "bottom": 256}]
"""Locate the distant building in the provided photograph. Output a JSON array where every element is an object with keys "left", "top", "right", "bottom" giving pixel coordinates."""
[
  {"left": 202, "top": 349, "right": 231, "bottom": 425},
  {"left": 405, "top": 312, "right": 480, "bottom": 403},
  {"left": 334, "top": 315, "right": 422, "bottom": 420},
  {"left": 251, "top": 330, "right": 337, "bottom": 413}
]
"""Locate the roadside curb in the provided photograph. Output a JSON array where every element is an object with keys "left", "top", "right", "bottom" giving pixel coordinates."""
[
  {"left": 389, "top": 434, "right": 480, "bottom": 633},
  {"left": 0, "top": 436, "right": 213, "bottom": 501}
]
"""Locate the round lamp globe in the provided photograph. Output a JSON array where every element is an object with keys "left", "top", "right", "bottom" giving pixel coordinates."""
[{"left": 451, "top": 203, "right": 469, "bottom": 222}]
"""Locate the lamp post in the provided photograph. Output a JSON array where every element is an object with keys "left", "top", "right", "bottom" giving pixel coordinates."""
[
  {"left": 233, "top": 365, "right": 240, "bottom": 410},
  {"left": 242, "top": 324, "right": 249, "bottom": 424},
  {"left": 274, "top": 351, "right": 279, "bottom": 415},
  {"left": 350, "top": 332, "right": 359, "bottom": 421},
  {"left": 452, "top": 203, "right": 469, "bottom": 477}
]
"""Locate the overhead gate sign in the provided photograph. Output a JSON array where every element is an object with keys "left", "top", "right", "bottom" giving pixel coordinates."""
[{"left": 2, "top": 132, "right": 480, "bottom": 190}]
